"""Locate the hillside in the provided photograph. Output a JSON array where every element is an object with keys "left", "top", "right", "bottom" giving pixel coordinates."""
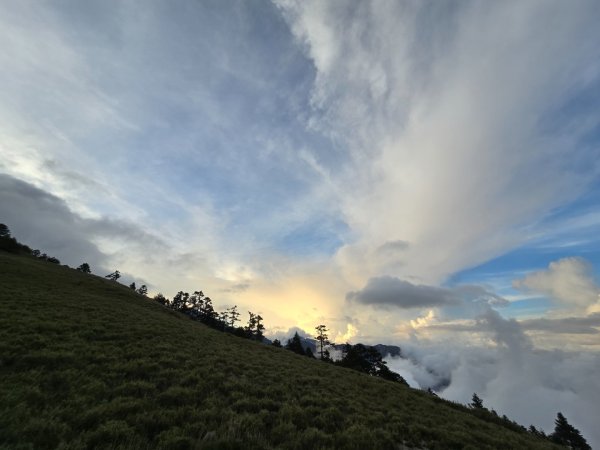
[{"left": 0, "top": 252, "right": 559, "bottom": 449}]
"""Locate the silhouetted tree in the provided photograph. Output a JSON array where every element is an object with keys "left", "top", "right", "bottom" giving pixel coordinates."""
[
  {"left": 339, "top": 343, "right": 407, "bottom": 384},
  {"left": 285, "top": 332, "right": 306, "bottom": 356},
  {"left": 529, "top": 425, "right": 541, "bottom": 437},
  {"left": 76, "top": 263, "right": 91, "bottom": 273},
  {"left": 31, "top": 249, "right": 41, "bottom": 258},
  {"left": 105, "top": 270, "right": 121, "bottom": 282},
  {"left": 244, "top": 312, "right": 264, "bottom": 339},
  {"left": 315, "top": 324, "right": 331, "bottom": 360},
  {"left": 551, "top": 412, "right": 591, "bottom": 450},
  {"left": 129, "top": 282, "right": 137, "bottom": 290},
  {"left": 305, "top": 347, "right": 316, "bottom": 358},
  {"left": 470, "top": 393, "right": 484, "bottom": 409},
  {"left": 200, "top": 297, "right": 217, "bottom": 324},
  {"left": 219, "top": 311, "right": 228, "bottom": 330},
  {"left": 171, "top": 291, "right": 189, "bottom": 311},
  {"left": 153, "top": 293, "right": 168, "bottom": 305},
  {"left": 272, "top": 339, "right": 282, "bottom": 348},
  {"left": 188, "top": 290, "right": 205, "bottom": 316},
  {"left": 137, "top": 285, "right": 148, "bottom": 296},
  {"left": 0, "top": 224, "right": 32, "bottom": 254},
  {"left": 339, "top": 343, "right": 380, "bottom": 375},
  {"left": 46, "top": 256, "right": 60, "bottom": 264},
  {"left": 227, "top": 305, "right": 240, "bottom": 328},
  {"left": 255, "top": 314, "right": 265, "bottom": 340}
]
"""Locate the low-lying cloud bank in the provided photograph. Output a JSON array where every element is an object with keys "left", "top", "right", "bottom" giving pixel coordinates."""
[{"left": 386, "top": 308, "right": 600, "bottom": 448}]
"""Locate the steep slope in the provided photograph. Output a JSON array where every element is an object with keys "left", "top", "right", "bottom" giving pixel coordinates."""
[{"left": 0, "top": 253, "right": 558, "bottom": 449}]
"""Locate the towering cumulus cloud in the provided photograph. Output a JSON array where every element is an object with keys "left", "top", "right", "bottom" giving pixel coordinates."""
[{"left": 276, "top": 0, "right": 600, "bottom": 284}]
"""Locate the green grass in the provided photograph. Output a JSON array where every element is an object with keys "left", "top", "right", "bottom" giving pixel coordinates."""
[{"left": 0, "top": 253, "right": 559, "bottom": 449}]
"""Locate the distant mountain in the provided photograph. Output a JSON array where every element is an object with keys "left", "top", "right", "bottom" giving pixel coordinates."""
[
  {"left": 373, "top": 344, "right": 402, "bottom": 358},
  {"left": 328, "top": 343, "right": 403, "bottom": 359}
]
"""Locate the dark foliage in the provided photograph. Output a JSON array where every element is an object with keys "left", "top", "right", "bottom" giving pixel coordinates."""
[
  {"left": 153, "top": 293, "right": 168, "bottom": 306},
  {"left": 285, "top": 332, "right": 308, "bottom": 356},
  {"left": 337, "top": 343, "right": 408, "bottom": 386},
  {"left": 471, "top": 393, "right": 484, "bottom": 409},
  {"left": 551, "top": 412, "right": 591, "bottom": 450},
  {"left": 0, "top": 228, "right": 575, "bottom": 450},
  {"left": 315, "top": 324, "right": 332, "bottom": 360},
  {"left": 105, "top": 271, "right": 121, "bottom": 282},
  {"left": 0, "top": 224, "right": 31, "bottom": 254},
  {"left": 76, "top": 263, "right": 91, "bottom": 273}
]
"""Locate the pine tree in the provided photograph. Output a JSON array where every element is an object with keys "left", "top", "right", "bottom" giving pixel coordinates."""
[
  {"left": 315, "top": 324, "right": 331, "bottom": 360},
  {"left": 254, "top": 314, "right": 265, "bottom": 340},
  {"left": 0, "top": 224, "right": 10, "bottom": 238},
  {"left": 227, "top": 305, "right": 240, "bottom": 328},
  {"left": 470, "top": 393, "right": 484, "bottom": 409},
  {"left": 285, "top": 332, "right": 306, "bottom": 356},
  {"left": 551, "top": 412, "right": 591, "bottom": 450}
]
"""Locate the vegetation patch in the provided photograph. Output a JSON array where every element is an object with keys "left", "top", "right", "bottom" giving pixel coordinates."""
[{"left": 0, "top": 246, "right": 579, "bottom": 449}]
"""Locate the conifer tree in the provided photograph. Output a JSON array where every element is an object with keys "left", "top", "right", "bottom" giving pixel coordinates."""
[
  {"left": 470, "top": 393, "right": 484, "bottom": 409},
  {"left": 285, "top": 332, "right": 306, "bottom": 355},
  {"left": 227, "top": 305, "right": 240, "bottom": 328},
  {"left": 254, "top": 314, "right": 265, "bottom": 339},
  {"left": 551, "top": 412, "right": 591, "bottom": 450},
  {"left": 315, "top": 324, "right": 331, "bottom": 360}
]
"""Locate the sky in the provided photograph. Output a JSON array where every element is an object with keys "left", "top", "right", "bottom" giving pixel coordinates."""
[{"left": 1, "top": 0, "right": 600, "bottom": 443}]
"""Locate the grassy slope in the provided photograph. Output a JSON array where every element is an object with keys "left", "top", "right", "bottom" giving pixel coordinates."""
[{"left": 0, "top": 253, "right": 557, "bottom": 450}]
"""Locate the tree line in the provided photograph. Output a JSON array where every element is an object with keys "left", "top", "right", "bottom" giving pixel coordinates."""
[
  {"left": 279, "top": 327, "right": 408, "bottom": 385},
  {"left": 468, "top": 393, "right": 590, "bottom": 449},
  {"left": 0, "top": 224, "right": 61, "bottom": 263}
]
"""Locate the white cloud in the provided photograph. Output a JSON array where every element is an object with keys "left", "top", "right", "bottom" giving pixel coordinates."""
[
  {"left": 276, "top": 0, "right": 600, "bottom": 285},
  {"left": 514, "top": 257, "right": 600, "bottom": 314},
  {"left": 386, "top": 308, "right": 600, "bottom": 448}
]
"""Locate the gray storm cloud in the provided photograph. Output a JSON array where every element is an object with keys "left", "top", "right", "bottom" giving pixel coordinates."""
[
  {"left": 0, "top": 173, "right": 165, "bottom": 277},
  {"left": 346, "top": 276, "right": 507, "bottom": 309}
]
